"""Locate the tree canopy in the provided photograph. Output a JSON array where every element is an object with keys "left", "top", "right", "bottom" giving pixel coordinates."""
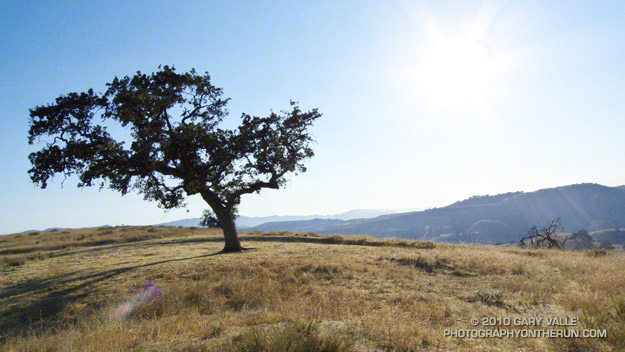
[{"left": 28, "top": 65, "right": 321, "bottom": 251}]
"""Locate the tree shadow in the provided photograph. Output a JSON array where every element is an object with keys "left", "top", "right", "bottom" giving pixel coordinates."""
[
  {"left": 4, "top": 235, "right": 341, "bottom": 302},
  {"left": 47, "top": 234, "right": 379, "bottom": 261},
  {"left": 48, "top": 236, "right": 225, "bottom": 259},
  {"left": 0, "top": 250, "right": 224, "bottom": 338}
]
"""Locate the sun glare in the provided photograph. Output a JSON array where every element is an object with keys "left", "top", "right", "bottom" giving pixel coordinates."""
[
  {"left": 417, "top": 34, "right": 498, "bottom": 111},
  {"left": 400, "top": 2, "right": 515, "bottom": 115}
]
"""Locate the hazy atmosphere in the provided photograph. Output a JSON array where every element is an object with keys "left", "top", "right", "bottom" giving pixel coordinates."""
[{"left": 2, "top": 0, "right": 625, "bottom": 234}]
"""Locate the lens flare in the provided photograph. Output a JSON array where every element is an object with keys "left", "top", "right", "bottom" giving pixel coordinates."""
[{"left": 110, "top": 280, "right": 162, "bottom": 320}]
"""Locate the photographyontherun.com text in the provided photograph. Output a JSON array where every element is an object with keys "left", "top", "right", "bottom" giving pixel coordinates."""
[
  {"left": 444, "top": 328, "right": 606, "bottom": 339},
  {"left": 444, "top": 316, "right": 607, "bottom": 339}
]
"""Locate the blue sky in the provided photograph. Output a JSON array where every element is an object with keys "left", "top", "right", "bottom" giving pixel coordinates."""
[{"left": 1, "top": 1, "right": 624, "bottom": 234}]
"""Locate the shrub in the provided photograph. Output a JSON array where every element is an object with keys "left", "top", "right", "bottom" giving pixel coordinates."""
[
  {"left": 227, "top": 322, "right": 354, "bottom": 352},
  {"left": 1, "top": 256, "right": 27, "bottom": 267},
  {"left": 586, "top": 249, "right": 610, "bottom": 257},
  {"left": 391, "top": 256, "right": 449, "bottom": 273},
  {"left": 476, "top": 289, "right": 505, "bottom": 307},
  {"left": 599, "top": 241, "right": 615, "bottom": 250}
]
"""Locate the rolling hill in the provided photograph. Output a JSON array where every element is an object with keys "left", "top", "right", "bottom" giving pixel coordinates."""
[
  {"left": 591, "top": 229, "right": 625, "bottom": 244},
  {"left": 155, "top": 209, "right": 394, "bottom": 229},
  {"left": 253, "top": 183, "right": 625, "bottom": 244}
]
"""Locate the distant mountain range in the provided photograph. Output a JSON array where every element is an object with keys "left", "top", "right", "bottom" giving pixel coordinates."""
[
  {"left": 20, "top": 227, "right": 71, "bottom": 234},
  {"left": 15, "top": 210, "right": 395, "bottom": 235},
  {"left": 251, "top": 183, "right": 625, "bottom": 244},
  {"left": 155, "top": 209, "right": 395, "bottom": 228},
  {"left": 15, "top": 184, "right": 625, "bottom": 246}
]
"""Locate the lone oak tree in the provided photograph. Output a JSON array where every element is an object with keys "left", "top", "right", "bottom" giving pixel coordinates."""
[{"left": 27, "top": 66, "right": 321, "bottom": 252}]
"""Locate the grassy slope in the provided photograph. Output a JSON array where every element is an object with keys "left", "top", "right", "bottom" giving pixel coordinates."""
[{"left": 1, "top": 227, "right": 624, "bottom": 351}]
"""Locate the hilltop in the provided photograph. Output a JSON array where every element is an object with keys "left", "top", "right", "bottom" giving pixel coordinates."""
[
  {"left": 253, "top": 183, "right": 625, "bottom": 244},
  {"left": 1, "top": 226, "right": 624, "bottom": 351}
]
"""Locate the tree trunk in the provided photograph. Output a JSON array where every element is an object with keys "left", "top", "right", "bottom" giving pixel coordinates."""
[{"left": 214, "top": 207, "right": 243, "bottom": 252}]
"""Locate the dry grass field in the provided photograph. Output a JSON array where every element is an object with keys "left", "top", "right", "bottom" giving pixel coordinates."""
[{"left": 1, "top": 226, "right": 624, "bottom": 351}]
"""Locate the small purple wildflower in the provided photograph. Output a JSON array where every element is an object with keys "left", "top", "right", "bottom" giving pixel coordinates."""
[{"left": 142, "top": 280, "right": 162, "bottom": 298}]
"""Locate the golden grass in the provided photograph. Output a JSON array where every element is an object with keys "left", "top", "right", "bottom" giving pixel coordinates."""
[{"left": 0, "top": 227, "right": 623, "bottom": 351}]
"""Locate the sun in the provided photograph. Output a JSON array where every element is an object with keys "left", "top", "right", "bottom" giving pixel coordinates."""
[
  {"left": 392, "top": 2, "right": 521, "bottom": 119},
  {"left": 417, "top": 34, "right": 497, "bottom": 110}
]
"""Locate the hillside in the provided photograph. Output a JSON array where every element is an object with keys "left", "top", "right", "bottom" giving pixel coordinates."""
[
  {"left": 591, "top": 229, "right": 625, "bottom": 244},
  {"left": 156, "top": 209, "right": 394, "bottom": 229},
  {"left": 1, "top": 226, "right": 624, "bottom": 351},
  {"left": 253, "top": 184, "right": 625, "bottom": 244}
]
